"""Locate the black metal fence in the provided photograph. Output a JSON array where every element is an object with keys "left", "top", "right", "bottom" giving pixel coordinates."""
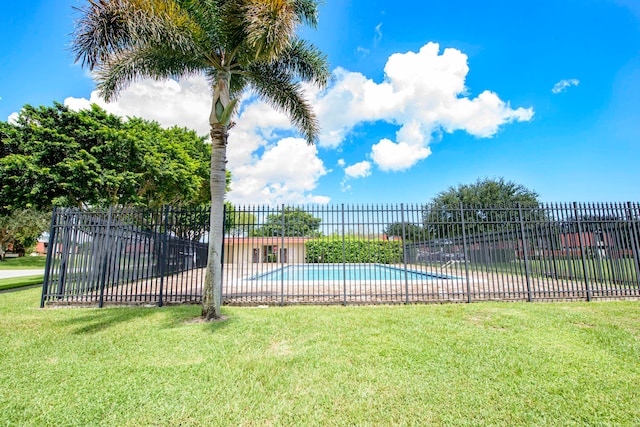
[
  {"left": 41, "top": 202, "right": 640, "bottom": 306},
  {"left": 40, "top": 206, "right": 209, "bottom": 307}
]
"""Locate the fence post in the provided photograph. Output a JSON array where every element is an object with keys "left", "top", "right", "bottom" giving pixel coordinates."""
[
  {"left": 280, "top": 204, "right": 285, "bottom": 307},
  {"left": 220, "top": 203, "right": 226, "bottom": 308},
  {"left": 341, "top": 204, "right": 347, "bottom": 306},
  {"left": 518, "top": 203, "right": 533, "bottom": 302},
  {"left": 400, "top": 204, "right": 409, "bottom": 304},
  {"left": 158, "top": 205, "right": 170, "bottom": 307},
  {"left": 574, "top": 202, "right": 592, "bottom": 301},
  {"left": 460, "top": 203, "right": 472, "bottom": 303},
  {"left": 626, "top": 202, "right": 640, "bottom": 289},
  {"left": 98, "top": 207, "right": 114, "bottom": 308},
  {"left": 40, "top": 207, "right": 58, "bottom": 308}
]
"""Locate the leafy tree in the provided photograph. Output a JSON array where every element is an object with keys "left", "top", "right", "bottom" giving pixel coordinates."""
[
  {"left": 385, "top": 222, "right": 429, "bottom": 242},
  {"left": 71, "top": 0, "right": 329, "bottom": 319},
  {"left": 226, "top": 208, "right": 257, "bottom": 237},
  {"left": 0, "top": 210, "right": 50, "bottom": 259},
  {"left": 423, "top": 178, "right": 541, "bottom": 238},
  {"left": 0, "top": 103, "right": 211, "bottom": 214},
  {"left": 252, "top": 207, "right": 321, "bottom": 237}
]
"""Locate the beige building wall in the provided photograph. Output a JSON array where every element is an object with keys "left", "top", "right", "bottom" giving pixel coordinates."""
[{"left": 223, "top": 238, "right": 309, "bottom": 265}]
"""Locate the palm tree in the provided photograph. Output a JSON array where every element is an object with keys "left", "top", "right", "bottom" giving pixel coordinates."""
[{"left": 71, "top": 0, "right": 329, "bottom": 319}]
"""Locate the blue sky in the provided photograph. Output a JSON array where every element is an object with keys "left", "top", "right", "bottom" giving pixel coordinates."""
[{"left": 2, "top": 0, "right": 640, "bottom": 205}]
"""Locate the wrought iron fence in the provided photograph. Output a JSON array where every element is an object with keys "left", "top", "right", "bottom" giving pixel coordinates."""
[{"left": 41, "top": 202, "right": 640, "bottom": 307}]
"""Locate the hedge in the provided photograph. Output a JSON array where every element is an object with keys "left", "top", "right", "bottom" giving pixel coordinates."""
[{"left": 305, "top": 238, "right": 403, "bottom": 264}]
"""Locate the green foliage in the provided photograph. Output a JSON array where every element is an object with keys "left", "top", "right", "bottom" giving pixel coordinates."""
[
  {"left": 0, "top": 103, "right": 211, "bottom": 214},
  {"left": 423, "top": 178, "right": 542, "bottom": 238},
  {"left": 305, "top": 237, "right": 403, "bottom": 264},
  {"left": 225, "top": 207, "right": 257, "bottom": 237},
  {"left": 0, "top": 210, "right": 50, "bottom": 257},
  {"left": 253, "top": 207, "right": 322, "bottom": 237},
  {"left": 430, "top": 177, "right": 540, "bottom": 207},
  {"left": 385, "top": 222, "right": 429, "bottom": 242}
]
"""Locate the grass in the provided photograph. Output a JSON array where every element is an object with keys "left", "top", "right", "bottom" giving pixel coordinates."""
[
  {"left": 0, "top": 256, "right": 46, "bottom": 270},
  {"left": 0, "top": 275, "right": 43, "bottom": 291},
  {"left": 1, "top": 290, "right": 639, "bottom": 426}
]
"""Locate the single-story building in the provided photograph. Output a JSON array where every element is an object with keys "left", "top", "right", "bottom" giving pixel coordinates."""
[{"left": 223, "top": 237, "right": 311, "bottom": 264}]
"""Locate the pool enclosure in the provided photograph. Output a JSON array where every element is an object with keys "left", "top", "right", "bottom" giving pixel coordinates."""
[{"left": 41, "top": 202, "right": 640, "bottom": 306}]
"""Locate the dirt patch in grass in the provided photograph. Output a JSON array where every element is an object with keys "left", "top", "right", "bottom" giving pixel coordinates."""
[{"left": 183, "top": 315, "right": 230, "bottom": 324}]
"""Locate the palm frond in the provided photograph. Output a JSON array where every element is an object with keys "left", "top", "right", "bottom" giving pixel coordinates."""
[
  {"left": 173, "top": 0, "right": 225, "bottom": 52},
  {"left": 293, "top": 0, "right": 321, "bottom": 28},
  {"left": 276, "top": 38, "right": 330, "bottom": 87},
  {"left": 244, "top": 0, "right": 298, "bottom": 60},
  {"left": 72, "top": 0, "right": 134, "bottom": 69},
  {"left": 95, "top": 46, "right": 208, "bottom": 101},
  {"left": 72, "top": 0, "right": 209, "bottom": 70},
  {"left": 247, "top": 63, "right": 319, "bottom": 144}
]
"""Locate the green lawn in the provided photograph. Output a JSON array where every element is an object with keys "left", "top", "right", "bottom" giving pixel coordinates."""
[
  {"left": 1, "top": 289, "right": 639, "bottom": 426},
  {"left": 0, "top": 256, "right": 46, "bottom": 270},
  {"left": 0, "top": 275, "right": 43, "bottom": 291}
]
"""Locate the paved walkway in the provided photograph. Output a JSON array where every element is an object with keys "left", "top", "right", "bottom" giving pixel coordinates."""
[{"left": 0, "top": 270, "right": 45, "bottom": 279}]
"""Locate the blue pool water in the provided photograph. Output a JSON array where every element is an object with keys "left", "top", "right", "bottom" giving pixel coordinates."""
[{"left": 251, "top": 264, "right": 449, "bottom": 281}]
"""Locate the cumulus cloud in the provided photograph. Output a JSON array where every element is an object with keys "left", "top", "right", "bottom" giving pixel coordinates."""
[
  {"left": 314, "top": 42, "right": 534, "bottom": 171},
  {"left": 60, "top": 41, "right": 534, "bottom": 202},
  {"left": 7, "top": 112, "right": 19, "bottom": 124},
  {"left": 344, "top": 161, "right": 372, "bottom": 179},
  {"left": 229, "top": 137, "right": 329, "bottom": 205},
  {"left": 339, "top": 160, "right": 372, "bottom": 192},
  {"left": 371, "top": 139, "right": 431, "bottom": 171},
  {"left": 65, "top": 76, "right": 212, "bottom": 135},
  {"left": 552, "top": 79, "right": 580, "bottom": 94}
]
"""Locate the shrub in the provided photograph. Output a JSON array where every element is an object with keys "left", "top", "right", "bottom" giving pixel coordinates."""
[{"left": 305, "top": 237, "right": 403, "bottom": 264}]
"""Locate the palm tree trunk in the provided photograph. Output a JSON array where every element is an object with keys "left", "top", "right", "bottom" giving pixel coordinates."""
[
  {"left": 202, "top": 70, "right": 232, "bottom": 320},
  {"left": 202, "top": 124, "right": 227, "bottom": 319}
]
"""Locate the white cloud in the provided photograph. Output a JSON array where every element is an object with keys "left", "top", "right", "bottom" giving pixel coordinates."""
[
  {"left": 356, "top": 46, "right": 370, "bottom": 55},
  {"left": 344, "top": 161, "right": 372, "bottom": 179},
  {"left": 314, "top": 42, "right": 534, "bottom": 171},
  {"left": 371, "top": 139, "right": 431, "bottom": 171},
  {"left": 552, "top": 79, "right": 580, "bottom": 94},
  {"left": 374, "top": 23, "right": 383, "bottom": 45},
  {"left": 339, "top": 160, "right": 372, "bottom": 192},
  {"left": 59, "top": 41, "right": 534, "bottom": 201},
  {"left": 7, "top": 112, "right": 19, "bottom": 124},
  {"left": 65, "top": 76, "right": 212, "bottom": 136},
  {"left": 229, "top": 137, "right": 329, "bottom": 205}
]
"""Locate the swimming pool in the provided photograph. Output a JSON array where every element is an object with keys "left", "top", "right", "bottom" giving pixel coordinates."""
[{"left": 250, "top": 264, "right": 450, "bottom": 281}]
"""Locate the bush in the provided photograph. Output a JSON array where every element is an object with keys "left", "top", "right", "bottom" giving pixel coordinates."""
[{"left": 305, "top": 237, "right": 403, "bottom": 264}]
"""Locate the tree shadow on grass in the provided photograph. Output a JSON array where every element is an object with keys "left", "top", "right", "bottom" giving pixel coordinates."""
[
  {"left": 56, "top": 304, "right": 233, "bottom": 335},
  {"left": 57, "top": 307, "right": 161, "bottom": 334}
]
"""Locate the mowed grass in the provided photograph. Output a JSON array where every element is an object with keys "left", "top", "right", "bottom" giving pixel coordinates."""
[
  {"left": 0, "top": 275, "right": 43, "bottom": 291},
  {"left": 0, "top": 256, "right": 46, "bottom": 270},
  {"left": 1, "top": 290, "right": 639, "bottom": 426}
]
